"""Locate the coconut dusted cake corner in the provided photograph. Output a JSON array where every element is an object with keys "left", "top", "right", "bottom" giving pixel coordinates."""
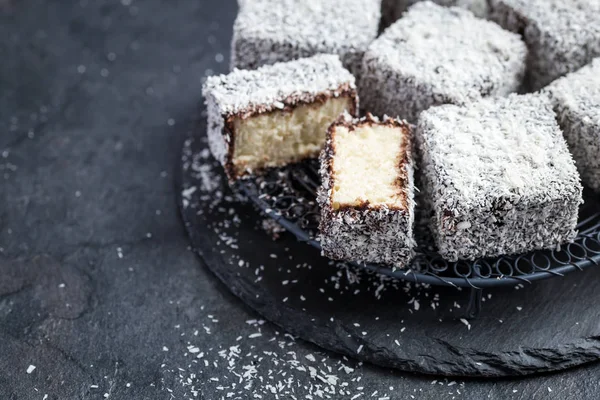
[
  {"left": 489, "top": 0, "right": 600, "bottom": 90},
  {"left": 202, "top": 54, "right": 358, "bottom": 182},
  {"left": 416, "top": 93, "right": 583, "bottom": 261},
  {"left": 318, "top": 113, "right": 415, "bottom": 267}
]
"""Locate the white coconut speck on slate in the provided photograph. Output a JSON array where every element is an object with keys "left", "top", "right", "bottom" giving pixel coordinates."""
[
  {"left": 156, "top": 307, "right": 397, "bottom": 398},
  {"left": 231, "top": 0, "right": 381, "bottom": 77},
  {"left": 459, "top": 318, "right": 471, "bottom": 331},
  {"left": 489, "top": 0, "right": 600, "bottom": 90},
  {"left": 416, "top": 93, "right": 583, "bottom": 261},
  {"left": 543, "top": 58, "right": 600, "bottom": 191},
  {"left": 360, "top": 1, "right": 527, "bottom": 122}
]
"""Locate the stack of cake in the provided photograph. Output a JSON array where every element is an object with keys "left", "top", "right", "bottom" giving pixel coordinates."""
[{"left": 203, "top": 0, "right": 597, "bottom": 267}]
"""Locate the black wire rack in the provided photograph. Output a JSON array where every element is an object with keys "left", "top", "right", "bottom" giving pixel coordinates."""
[{"left": 237, "top": 159, "right": 600, "bottom": 317}]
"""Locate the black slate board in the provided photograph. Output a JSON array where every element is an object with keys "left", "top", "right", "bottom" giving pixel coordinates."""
[{"left": 180, "top": 134, "right": 600, "bottom": 378}]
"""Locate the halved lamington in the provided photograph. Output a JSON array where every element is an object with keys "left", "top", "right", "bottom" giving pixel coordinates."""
[
  {"left": 202, "top": 55, "right": 358, "bottom": 182},
  {"left": 231, "top": 0, "right": 381, "bottom": 77},
  {"left": 417, "top": 94, "right": 583, "bottom": 261},
  {"left": 489, "top": 0, "right": 600, "bottom": 90},
  {"left": 360, "top": 2, "right": 527, "bottom": 122},
  {"left": 381, "top": 0, "right": 489, "bottom": 28},
  {"left": 318, "top": 113, "right": 415, "bottom": 267},
  {"left": 544, "top": 58, "right": 600, "bottom": 191}
]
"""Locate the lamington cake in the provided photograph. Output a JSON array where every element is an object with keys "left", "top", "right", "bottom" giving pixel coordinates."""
[
  {"left": 417, "top": 94, "right": 583, "bottom": 261},
  {"left": 318, "top": 113, "right": 415, "bottom": 267},
  {"left": 381, "top": 0, "right": 489, "bottom": 28},
  {"left": 231, "top": 0, "right": 381, "bottom": 77},
  {"left": 202, "top": 55, "right": 358, "bottom": 181},
  {"left": 360, "top": 2, "right": 527, "bottom": 122},
  {"left": 544, "top": 58, "right": 600, "bottom": 191},
  {"left": 489, "top": 0, "right": 600, "bottom": 90}
]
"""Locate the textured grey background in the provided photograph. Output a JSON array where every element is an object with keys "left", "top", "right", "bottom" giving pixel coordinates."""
[{"left": 1, "top": 0, "right": 600, "bottom": 399}]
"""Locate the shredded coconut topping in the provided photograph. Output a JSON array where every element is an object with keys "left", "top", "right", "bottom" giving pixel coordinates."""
[
  {"left": 420, "top": 94, "right": 579, "bottom": 204},
  {"left": 203, "top": 54, "right": 355, "bottom": 117},
  {"left": 376, "top": 2, "right": 525, "bottom": 98},
  {"left": 361, "top": 1, "right": 527, "bottom": 121}
]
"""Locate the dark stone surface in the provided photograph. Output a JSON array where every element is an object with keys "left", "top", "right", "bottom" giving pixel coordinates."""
[{"left": 2, "top": 0, "right": 600, "bottom": 399}]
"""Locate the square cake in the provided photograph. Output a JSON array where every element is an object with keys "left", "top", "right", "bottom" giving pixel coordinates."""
[
  {"left": 381, "top": 0, "right": 489, "bottom": 28},
  {"left": 544, "top": 58, "right": 600, "bottom": 191},
  {"left": 489, "top": 0, "right": 600, "bottom": 90},
  {"left": 318, "top": 113, "right": 415, "bottom": 267},
  {"left": 360, "top": 2, "right": 527, "bottom": 122},
  {"left": 417, "top": 94, "right": 583, "bottom": 261},
  {"left": 202, "top": 54, "right": 358, "bottom": 181},
  {"left": 231, "top": 0, "right": 381, "bottom": 77}
]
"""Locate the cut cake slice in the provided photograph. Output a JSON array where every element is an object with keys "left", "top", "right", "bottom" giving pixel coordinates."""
[
  {"left": 318, "top": 113, "right": 415, "bottom": 267},
  {"left": 202, "top": 54, "right": 358, "bottom": 181}
]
